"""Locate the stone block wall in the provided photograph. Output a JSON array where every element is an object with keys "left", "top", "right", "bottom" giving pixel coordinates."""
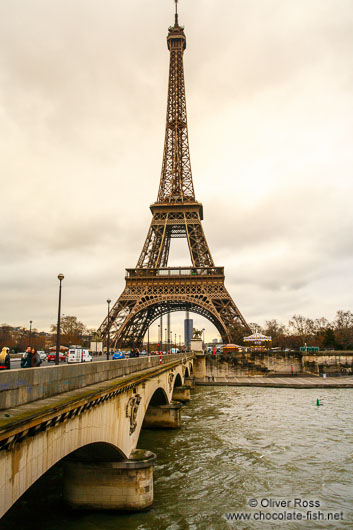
[
  {"left": 194, "top": 352, "right": 353, "bottom": 380},
  {"left": 302, "top": 354, "right": 353, "bottom": 375}
]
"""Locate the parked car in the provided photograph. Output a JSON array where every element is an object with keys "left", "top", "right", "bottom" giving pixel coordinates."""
[
  {"left": 112, "top": 351, "right": 125, "bottom": 360},
  {"left": 47, "top": 352, "right": 67, "bottom": 362},
  {"left": 38, "top": 351, "right": 47, "bottom": 361}
]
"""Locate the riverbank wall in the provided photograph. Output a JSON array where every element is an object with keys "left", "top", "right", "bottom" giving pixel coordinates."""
[{"left": 193, "top": 351, "right": 353, "bottom": 382}]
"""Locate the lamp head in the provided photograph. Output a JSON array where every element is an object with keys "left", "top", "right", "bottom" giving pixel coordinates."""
[{"left": 58, "top": 273, "right": 64, "bottom": 281}]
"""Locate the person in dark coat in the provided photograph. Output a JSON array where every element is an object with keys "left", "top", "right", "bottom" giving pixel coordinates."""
[
  {"left": 0, "top": 347, "right": 10, "bottom": 370},
  {"left": 31, "top": 348, "right": 41, "bottom": 367},
  {"left": 21, "top": 346, "right": 32, "bottom": 368}
]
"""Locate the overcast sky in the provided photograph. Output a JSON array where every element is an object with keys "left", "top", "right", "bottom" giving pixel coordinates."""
[{"left": 1, "top": 0, "right": 352, "bottom": 341}]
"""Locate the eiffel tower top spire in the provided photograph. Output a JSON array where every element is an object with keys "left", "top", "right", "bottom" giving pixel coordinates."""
[
  {"left": 157, "top": 1, "right": 195, "bottom": 203},
  {"left": 174, "top": 0, "right": 179, "bottom": 26}
]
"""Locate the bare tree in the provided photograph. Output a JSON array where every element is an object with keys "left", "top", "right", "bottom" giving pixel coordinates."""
[
  {"left": 334, "top": 310, "right": 353, "bottom": 350},
  {"left": 249, "top": 322, "right": 263, "bottom": 334},
  {"left": 51, "top": 315, "right": 87, "bottom": 347},
  {"left": 288, "top": 315, "right": 315, "bottom": 345},
  {"left": 263, "top": 319, "right": 287, "bottom": 347}
]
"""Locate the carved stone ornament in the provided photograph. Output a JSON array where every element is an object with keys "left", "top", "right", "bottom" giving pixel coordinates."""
[
  {"left": 168, "top": 373, "right": 174, "bottom": 392},
  {"left": 126, "top": 394, "right": 142, "bottom": 435}
]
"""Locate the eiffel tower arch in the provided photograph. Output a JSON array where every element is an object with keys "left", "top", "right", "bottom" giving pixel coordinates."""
[{"left": 98, "top": 6, "right": 250, "bottom": 348}]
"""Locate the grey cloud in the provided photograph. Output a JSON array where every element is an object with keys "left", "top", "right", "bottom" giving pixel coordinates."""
[{"left": 0, "top": 0, "right": 352, "bottom": 334}]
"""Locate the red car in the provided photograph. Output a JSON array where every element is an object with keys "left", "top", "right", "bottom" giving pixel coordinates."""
[{"left": 47, "top": 352, "right": 67, "bottom": 362}]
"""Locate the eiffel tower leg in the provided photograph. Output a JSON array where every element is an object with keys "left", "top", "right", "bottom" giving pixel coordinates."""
[
  {"left": 185, "top": 219, "right": 214, "bottom": 268},
  {"left": 136, "top": 224, "right": 166, "bottom": 269},
  {"left": 98, "top": 287, "right": 140, "bottom": 348},
  {"left": 212, "top": 287, "right": 251, "bottom": 339}
]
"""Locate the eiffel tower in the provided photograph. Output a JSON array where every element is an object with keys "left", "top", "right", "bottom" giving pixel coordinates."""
[{"left": 98, "top": 3, "right": 250, "bottom": 348}]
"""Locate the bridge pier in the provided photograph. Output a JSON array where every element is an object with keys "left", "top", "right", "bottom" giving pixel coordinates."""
[
  {"left": 142, "top": 402, "right": 182, "bottom": 429},
  {"left": 172, "top": 385, "right": 191, "bottom": 403},
  {"left": 63, "top": 449, "right": 156, "bottom": 512},
  {"left": 184, "top": 376, "right": 195, "bottom": 388},
  {"left": 193, "top": 355, "right": 206, "bottom": 380}
]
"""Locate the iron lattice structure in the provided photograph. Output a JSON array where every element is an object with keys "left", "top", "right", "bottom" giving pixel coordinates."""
[{"left": 98, "top": 10, "right": 250, "bottom": 348}]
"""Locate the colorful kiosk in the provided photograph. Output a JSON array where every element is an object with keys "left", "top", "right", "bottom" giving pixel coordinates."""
[
  {"left": 243, "top": 332, "right": 272, "bottom": 351},
  {"left": 223, "top": 344, "right": 243, "bottom": 354}
]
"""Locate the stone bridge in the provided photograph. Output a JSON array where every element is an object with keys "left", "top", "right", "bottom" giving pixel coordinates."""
[{"left": 0, "top": 353, "right": 194, "bottom": 516}]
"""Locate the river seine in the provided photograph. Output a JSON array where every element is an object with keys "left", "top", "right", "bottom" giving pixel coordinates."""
[{"left": 2, "top": 386, "right": 352, "bottom": 529}]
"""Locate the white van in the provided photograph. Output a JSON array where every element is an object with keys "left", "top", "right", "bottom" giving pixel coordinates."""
[{"left": 67, "top": 348, "right": 92, "bottom": 363}]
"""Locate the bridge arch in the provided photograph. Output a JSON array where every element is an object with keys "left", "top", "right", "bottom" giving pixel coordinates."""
[
  {"left": 67, "top": 441, "right": 126, "bottom": 462},
  {"left": 111, "top": 298, "right": 228, "bottom": 348},
  {"left": 173, "top": 372, "right": 183, "bottom": 390},
  {"left": 146, "top": 387, "right": 169, "bottom": 408}
]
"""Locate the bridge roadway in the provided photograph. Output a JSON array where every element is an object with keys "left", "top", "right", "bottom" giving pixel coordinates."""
[{"left": 0, "top": 353, "right": 194, "bottom": 516}]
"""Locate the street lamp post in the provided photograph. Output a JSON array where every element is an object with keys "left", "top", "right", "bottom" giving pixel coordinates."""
[
  {"left": 29, "top": 320, "right": 32, "bottom": 347},
  {"left": 55, "top": 274, "right": 64, "bottom": 366},
  {"left": 147, "top": 325, "right": 150, "bottom": 355},
  {"left": 175, "top": 333, "right": 177, "bottom": 352},
  {"left": 106, "top": 299, "right": 111, "bottom": 360}
]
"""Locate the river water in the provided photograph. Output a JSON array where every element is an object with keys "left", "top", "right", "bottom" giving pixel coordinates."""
[{"left": 2, "top": 386, "right": 352, "bottom": 529}]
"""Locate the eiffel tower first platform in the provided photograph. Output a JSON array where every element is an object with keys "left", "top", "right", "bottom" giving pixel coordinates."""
[{"left": 98, "top": 4, "right": 250, "bottom": 348}]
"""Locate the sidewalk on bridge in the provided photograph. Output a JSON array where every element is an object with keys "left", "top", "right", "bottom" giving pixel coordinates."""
[{"left": 195, "top": 376, "right": 353, "bottom": 388}]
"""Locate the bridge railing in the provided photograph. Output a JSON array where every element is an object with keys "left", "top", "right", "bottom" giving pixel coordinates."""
[{"left": 0, "top": 353, "right": 193, "bottom": 411}]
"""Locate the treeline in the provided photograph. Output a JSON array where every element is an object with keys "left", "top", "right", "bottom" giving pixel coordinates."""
[
  {"left": 0, "top": 316, "right": 93, "bottom": 352},
  {"left": 232, "top": 310, "right": 353, "bottom": 350},
  {"left": 0, "top": 325, "right": 49, "bottom": 352},
  {"left": 2, "top": 310, "right": 353, "bottom": 352}
]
